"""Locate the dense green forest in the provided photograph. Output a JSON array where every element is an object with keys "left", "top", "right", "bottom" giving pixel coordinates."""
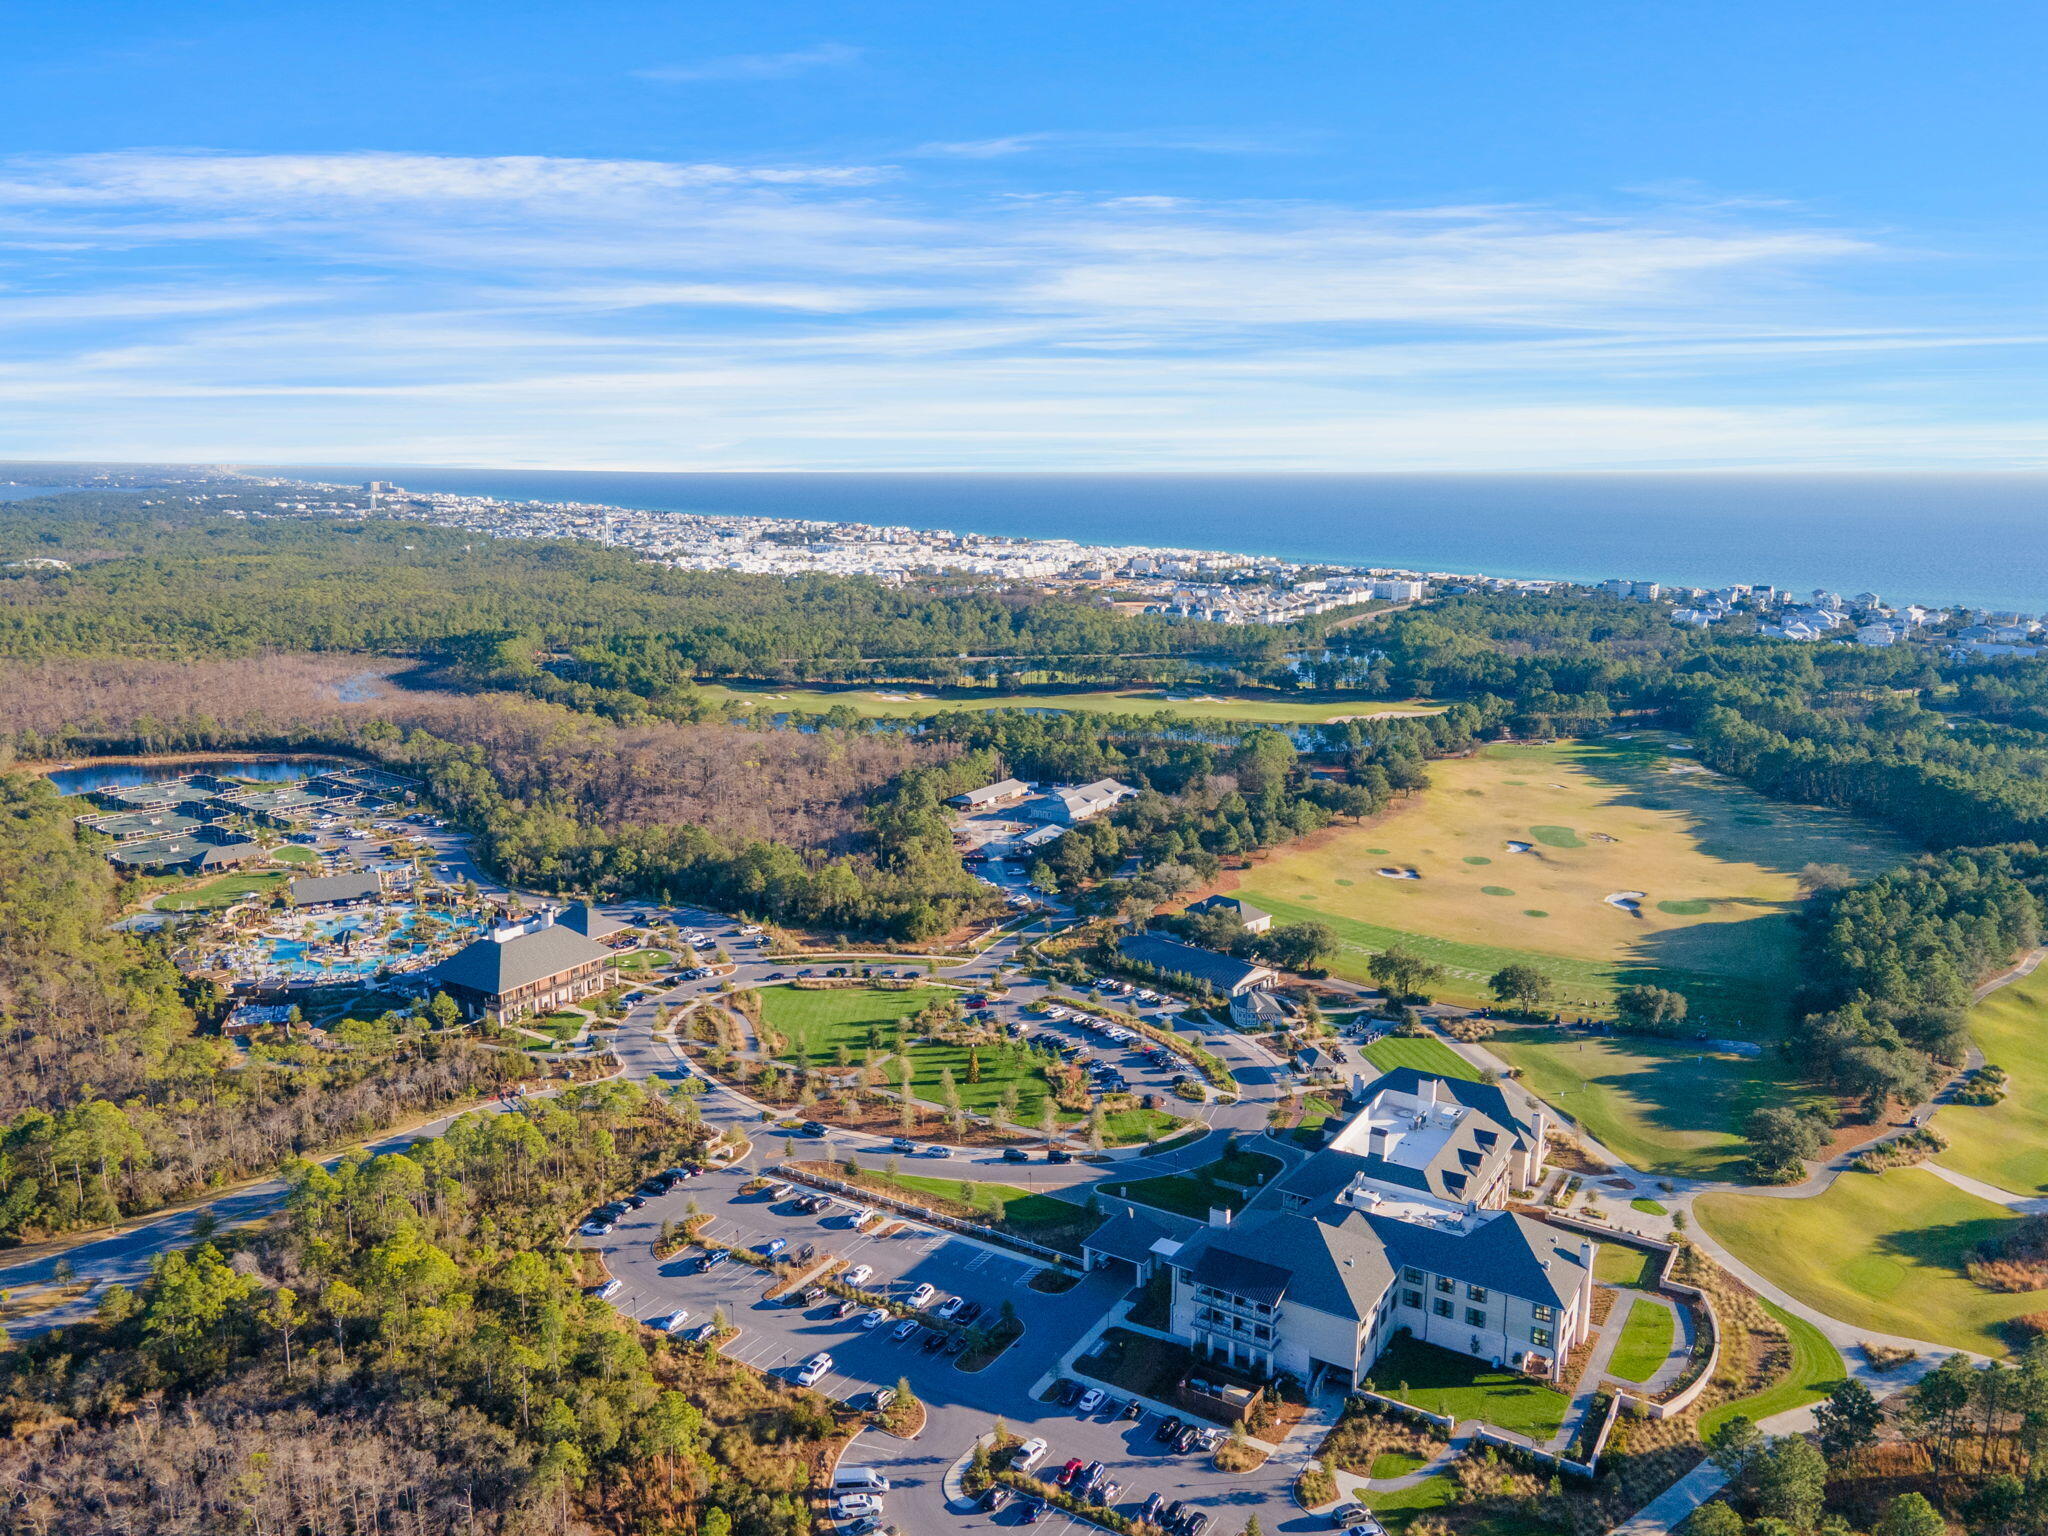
[
  {"left": 0, "top": 495, "right": 1284, "bottom": 699},
  {"left": 0, "top": 1082, "right": 843, "bottom": 1534},
  {"left": 0, "top": 771, "right": 531, "bottom": 1241}
]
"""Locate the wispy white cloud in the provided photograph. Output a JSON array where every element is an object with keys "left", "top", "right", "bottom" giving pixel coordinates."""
[
  {"left": 633, "top": 42, "right": 861, "bottom": 84},
  {"left": 0, "top": 147, "right": 2038, "bottom": 469},
  {"left": 915, "top": 129, "right": 1297, "bottom": 159}
]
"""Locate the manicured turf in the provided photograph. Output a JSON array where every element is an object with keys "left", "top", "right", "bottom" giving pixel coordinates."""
[
  {"left": 1489, "top": 1026, "right": 1815, "bottom": 1179},
  {"left": 1938, "top": 965, "right": 2048, "bottom": 1193},
  {"left": 1361, "top": 1476, "right": 1456, "bottom": 1535},
  {"left": 1697, "top": 1301, "right": 1846, "bottom": 1439},
  {"left": 1101, "top": 1148, "right": 1281, "bottom": 1218},
  {"left": 1630, "top": 1198, "right": 1669, "bottom": 1216},
  {"left": 1363, "top": 1335, "right": 1572, "bottom": 1439},
  {"left": 1697, "top": 1168, "right": 2048, "bottom": 1355},
  {"left": 615, "top": 948, "right": 674, "bottom": 971},
  {"left": 693, "top": 681, "right": 1445, "bottom": 726},
  {"left": 151, "top": 868, "right": 291, "bottom": 911},
  {"left": 843, "top": 1168, "right": 1093, "bottom": 1246},
  {"left": 273, "top": 844, "right": 321, "bottom": 865},
  {"left": 1593, "top": 1240, "right": 1664, "bottom": 1289},
  {"left": 1237, "top": 735, "right": 1906, "bottom": 1026},
  {"left": 1361, "top": 1035, "right": 1484, "bottom": 1082},
  {"left": 1607, "top": 1298, "right": 1676, "bottom": 1383},
  {"left": 758, "top": 984, "right": 1181, "bottom": 1144},
  {"left": 1369, "top": 1451, "right": 1428, "bottom": 1479}
]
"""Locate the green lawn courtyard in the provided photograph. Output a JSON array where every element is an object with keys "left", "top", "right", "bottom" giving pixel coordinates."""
[
  {"left": 151, "top": 867, "right": 292, "bottom": 912},
  {"left": 1606, "top": 1298, "right": 1675, "bottom": 1383},
  {"left": 1100, "top": 1147, "right": 1282, "bottom": 1219},
  {"left": 758, "top": 983, "right": 1184, "bottom": 1145},
  {"left": 1938, "top": 965, "right": 2048, "bottom": 1193},
  {"left": 1697, "top": 1167, "right": 2048, "bottom": 1356},
  {"left": 1363, "top": 1335, "right": 1571, "bottom": 1440}
]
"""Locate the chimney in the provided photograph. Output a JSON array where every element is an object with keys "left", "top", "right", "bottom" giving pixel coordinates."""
[
  {"left": 1423, "top": 1077, "right": 1443, "bottom": 1106},
  {"left": 1368, "top": 1126, "right": 1391, "bottom": 1158},
  {"left": 1208, "top": 1207, "right": 1233, "bottom": 1228}
]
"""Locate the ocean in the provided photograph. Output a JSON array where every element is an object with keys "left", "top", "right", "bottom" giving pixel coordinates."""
[{"left": 240, "top": 468, "right": 2048, "bottom": 614}]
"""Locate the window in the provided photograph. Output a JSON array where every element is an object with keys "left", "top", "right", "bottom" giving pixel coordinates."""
[
  {"left": 1435, "top": 1276, "right": 1454, "bottom": 1293},
  {"left": 1403, "top": 1267, "right": 1423, "bottom": 1284},
  {"left": 1533, "top": 1303, "right": 1554, "bottom": 1323},
  {"left": 1465, "top": 1307, "right": 1487, "bottom": 1328},
  {"left": 1531, "top": 1328, "right": 1553, "bottom": 1349},
  {"left": 1466, "top": 1285, "right": 1487, "bottom": 1303},
  {"left": 1402, "top": 1290, "right": 1422, "bottom": 1310},
  {"left": 1433, "top": 1298, "right": 1453, "bottom": 1319}
]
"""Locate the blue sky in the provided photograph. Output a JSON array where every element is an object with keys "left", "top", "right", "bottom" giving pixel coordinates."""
[{"left": 2, "top": 0, "right": 2043, "bottom": 470}]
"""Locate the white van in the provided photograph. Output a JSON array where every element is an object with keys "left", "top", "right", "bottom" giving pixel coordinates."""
[{"left": 832, "top": 1467, "right": 891, "bottom": 1493}]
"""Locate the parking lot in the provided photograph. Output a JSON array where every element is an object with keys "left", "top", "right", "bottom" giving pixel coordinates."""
[{"left": 592, "top": 1165, "right": 1316, "bottom": 1536}]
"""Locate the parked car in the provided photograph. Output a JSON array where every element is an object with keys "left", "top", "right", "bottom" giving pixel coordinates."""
[
  {"left": 843, "top": 1520, "right": 884, "bottom": 1536},
  {"left": 1333, "top": 1507, "right": 1385, "bottom": 1532},
  {"left": 860, "top": 1307, "right": 889, "bottom": 1330},
  {"left": 698, "top": 1250, "right": 726, "bottom": 1271},
  {"left": 1023, "top": 1500, "right": 1048, "bottom": 1523},
  {"left": 655, "top": 1309, "right": 691, "bottom": 1332},
  {"left": 1176, "top": 1426, "right": 1202, "bottom": 1454},
  {"left": 1046, "top": 1148, "right": 1073, "bottom": 1164},
  {"left": 1076, "top": 1387, "right": 1105, "bottom": 1414},
  {"left": 892, "top": 1317, "right": 920, "bottom": 1341},
  {"left": 593, "top": 1279, "right": 621, "bottom": 1300},
  {"left": 690, "top": 1321, "right": 724, "bottom": 1343},
  {"left": 889, "top": 1137, "right": 916, "bottom": 1153},
  {"left": 870, "top": 1387, "right": 898, "bottom": 1411},
  {"left": 795, "top": 1352, "right": 833, "bottom": 1387},
  {"left": 936, "top": 1295, "right": 966, "bottom": 1321},
  {"left": 1055, "top": 1459, "right": 1085, "bottom": 1488},
  {"left": 1184, "top": 1515, "right": 1210, "bottom": 1536},
  {"left": 1161, "top": 1502, "right": 1188, "bottom": 1531},
  {"left": 1076, "top": 1462, "right": 1105, "bottom": 1498},
  {"left": 907, "top": 1283, "right": 937, "bottom": 1308},
  {"left": 1012, "top": 1437, "right": 1049, "bottom": 1472},
  {"left": 1097, "top": 1481, "right": 1122, "bottom": 1506},
  {"left": 578, "top": 1219, "right": 614, "bottom": 1236},
  {"left": 920, "top": 1329, "right": 946, "bottom": 1352},
  {"left": 844, "top": 1264, "right": 874, "bottom": 1287},
  {"left": 761, "top": 1237, "right": 788, "bottom": 1258},
  {"left": 832, "top": 1494, "right": 883, "bottom": 1519},
  {"left": 921, "top": 1145, "right": 951, "bottom": 1158},
  {"left": 1054, "top": 1379, "right": 1082, "bottom": 1405},
  {"left": 1002, "top": 1147, "right": 1030, "bottom": 1163},
  {"left": 955, "top": 1300, "right": 982, "bottom": 1324},
  {"left": 801, "top": 1121, "right": 829, "bottom": 1137},
  {"left": 945, "top": 1333, "right": 969, "bottom": 1355},
  {"left": 1155, "top": 1416, "right": 1184, "bottom": 1443}
]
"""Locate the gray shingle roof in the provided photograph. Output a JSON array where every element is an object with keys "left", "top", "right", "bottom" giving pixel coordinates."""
[
  {"left": 557, "top": 901, "right": 625, "bottom": 940},
  {"left": 1189, "top": 894, "right": 1271, "bottom": 926},
  {"left": 433, "top": 923, "right": 615, "bottom": 997},
  {"left": 1363, "top": 1068, "right": 1536, "bottom": 1145},
  {"left": 1118, "top": 932, "right": 1272, "bottom": 994},
  {"left": 289, "top": 871, "right": 382, "bottom": 905},
  {"left": 1082, "top": 1207, "right": 1200, "bottom": 1265}
]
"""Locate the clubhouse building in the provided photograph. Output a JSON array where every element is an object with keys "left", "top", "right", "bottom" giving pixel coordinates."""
[
  {"left": 430, "top": 904, "right": 619, "bottom": 1023},
  {"left": 1093, "top": 1068, "right": 1592, "bottom": 1391}
]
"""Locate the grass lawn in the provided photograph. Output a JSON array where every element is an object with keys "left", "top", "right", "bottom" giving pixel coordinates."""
[
  {"left": 273, "top": 843, "right": 320, "bottom": 865},
  {"left": 152, "top": 868, "right": 291, "bottom": 912},
  {"left": 1607, "top": 1298, "right": 1676, "bottom": 1383},
  {"left": 1369, "top": 1451, "right": 1429, "bottom": 1479},
  {"left": 1363, "top": 1335, "right": 1571, "bottom": 1440},
  {"left": 1593, "top": 1240, "right": 1663, "bottom": 1289},
  {"left": 759, "top": 984, "right": 1179, "bottom": 1144},
  {"left": 841, "top": 1167, "right": 1094, "bottom": 1247},
  {"left": 1237, "top": 735, "right": 1905, "bottom": 1027},
  {"left": 1361, "top": 1478, "right": 1554, "bottom": 1536},
  {"left": 1362, "top": 1035, "right": 1483, "bottom": 1082},
  {"left": 1488, "top": 1025, "right": 1816, "bottom": 1179},
  {"left": 694, "top": 681, "right": 1444, "bottom": 727},
  {"left": 616, "top": 949, "right": 674, "bottom": 971},
  {"left": 1697, "top": 1167, "right": 2048, "bottom": 1356},
  {"left": 1697, "top": 1301, "right": 1846, "bottom": 1439},
  {"left": 1630, "top": 1198, "right": 1668, "bottom": 1216},
  {"left": 1101, "top": 1148, "right": 1282, "bottom": 1218},
  {"left": 1939, "top": 965, "right": 2048, "bottom": 1193}
]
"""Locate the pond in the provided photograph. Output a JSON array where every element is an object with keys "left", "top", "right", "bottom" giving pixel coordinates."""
[{"left": 46, "top": 756, "right": 354, "bottom": 794}]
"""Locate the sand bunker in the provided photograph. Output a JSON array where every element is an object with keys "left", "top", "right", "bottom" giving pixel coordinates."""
[
  {"left": 1376, "top": 867, "right": 1421, "bottom": 880},
  {"left": 1504, "top": 840, "right": 1532, "bottom": 854},
  {"left": 1605, "top": 890, "right": 1645, "bottom": 912}
]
